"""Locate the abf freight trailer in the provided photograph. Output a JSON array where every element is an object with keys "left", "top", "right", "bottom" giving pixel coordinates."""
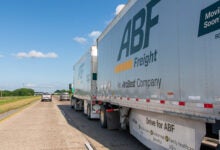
[
  {"left": 71, "top": 46, "right": 99, "bottom": 119},
  {"left": 96, "top": 0, "right": 220, "bottom": 150}
]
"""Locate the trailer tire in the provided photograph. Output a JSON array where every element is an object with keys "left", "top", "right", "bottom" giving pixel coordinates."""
[
  {"left": 100, "top": 106, "right": 107, "bottom": 128},
  {"left": 70, "top": 96, "right": 74, "bottom": 108},
  {"left": 87, "top": 104, "right": 91, "bottom": 119},
  {"left": 71, "top": 102, "right": 74, "bottom": 108},
  {"left": 71, "top": 101, "right": 74, "bottom": 108},
  {"left": 74, "top": 102, "right": 78, "bottom": 111}
]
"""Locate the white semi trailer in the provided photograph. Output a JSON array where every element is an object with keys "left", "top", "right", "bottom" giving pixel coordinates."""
[
  {"left": 95, "top": 0, "right": 220, "bottom": 150},
  {"left": 71, "top": 46, "right": 100, "bottom": 119}
]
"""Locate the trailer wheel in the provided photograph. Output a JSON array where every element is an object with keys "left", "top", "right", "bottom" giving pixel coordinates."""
[
  {"left": 87, "top": 104, "right": 91, "bottom": 119},
  {"left": 74, "top": 102, "right": 78, "bottom": 111},
  {"left": 70, "top": 99, "right": 74, "bottom": 108},
  {"left": 70, "top": 96, "right": 74, "bottom": 108},
  {"left": 100, "top": 106, "right": 107, "bottom": 128}
]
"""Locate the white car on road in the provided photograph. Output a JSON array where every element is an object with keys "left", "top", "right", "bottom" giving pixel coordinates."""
[
  {"left": 60, "top": 92, "right": 70, "bottom": 101},
  {"left": 41, "top": 93, "right": 52, "bottom": 102}
]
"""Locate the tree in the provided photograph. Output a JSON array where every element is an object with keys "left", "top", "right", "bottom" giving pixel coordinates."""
[
  {"left": 0, "top": 88, "right": 35, "bottom": 97},
  {"left": 2, "top": 90, "right": 13, "bottom": 96},
  {"left": 54, "top": 89, "right": 68, "bottom": 94},
  {"left": 12, "top": 88, "right": 34, "bottom": 96}
]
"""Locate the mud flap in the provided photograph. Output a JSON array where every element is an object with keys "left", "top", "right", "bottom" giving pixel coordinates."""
[{"left": 106, "top": 109, "right": 120, "bottom": 130}]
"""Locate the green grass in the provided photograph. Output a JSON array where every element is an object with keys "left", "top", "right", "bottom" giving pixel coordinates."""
[
  {"left": 0, "top": 96, "right": 32, "bottom": 105},
  {"left": 0, "top": 96, "right": 40, "bottom": 114}
]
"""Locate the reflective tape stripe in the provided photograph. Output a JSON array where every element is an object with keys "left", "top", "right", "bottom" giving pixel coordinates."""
[
  {"left": 106, "top": 108, "right": 119, "bottom": 112},
  {"left": 204, "top": 103, "right": 213, "bottom": 109},
  {"left": 179, "top": 101, "right": 185, "bottom": 106},
  {"left": 160, "top": 100, "right": 165, "bottom": 104},
  {"left": 97, "top": 95, "right": 214, "bottom": 109},
  {"left": 146, "top": 98, "right": 150, "bottom": 102}
]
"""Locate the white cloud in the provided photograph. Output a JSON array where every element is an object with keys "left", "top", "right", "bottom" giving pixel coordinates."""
[
  {"left": 89, "top": 31, "right": 101, "bottom": 44},
  {"left": 24, "top": 83, "right": 36, "bottom": 88},
  {"left": 73, "top": 37, "right": 87, "bottom": 44},
  {"left": 104, "top": 4, "right": 126, "bottom": 26},
  {"left": 89, "top": 31, "right": 101, "bottom": 38},
  {"left": 73, "top": 31, "right": 101, "bottom": 45},
  {"left": 16, "top": 50, "right": 58, "bottom": 59},
  {"left": 115, "top": 4, "right": 125, "bottom": 15},
  {"left": 23, "top": 82, "right": 56, "bottom": 88}
]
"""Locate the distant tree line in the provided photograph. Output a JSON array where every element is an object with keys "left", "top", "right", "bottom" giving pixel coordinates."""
[
  {"left": 54, "top": 89, "right": 70, "bottom": 94},
  {"left": 1, "top": 88, "right": 34, "bottom": 96}
]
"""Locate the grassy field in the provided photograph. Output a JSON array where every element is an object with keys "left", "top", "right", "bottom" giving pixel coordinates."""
[{"left": 0, "top": 96, "right": 40, "bottom": 114}]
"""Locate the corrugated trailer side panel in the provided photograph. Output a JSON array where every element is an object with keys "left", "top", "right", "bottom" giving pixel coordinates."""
[
  {"left": 73, "top": 51, "right": 91, "bottom": 100},
  {"left": 97, "top": 0, "right": 220, "bottom": 120}
]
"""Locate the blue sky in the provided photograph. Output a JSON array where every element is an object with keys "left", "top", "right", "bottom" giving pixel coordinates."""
[{"left": 0, "top": 0, "right": 127, "bottom": 92}]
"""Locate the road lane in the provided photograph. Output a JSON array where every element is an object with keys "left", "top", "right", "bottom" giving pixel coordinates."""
[{"left": 0, "top": 99, "right": 87, "bottom": 150}]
